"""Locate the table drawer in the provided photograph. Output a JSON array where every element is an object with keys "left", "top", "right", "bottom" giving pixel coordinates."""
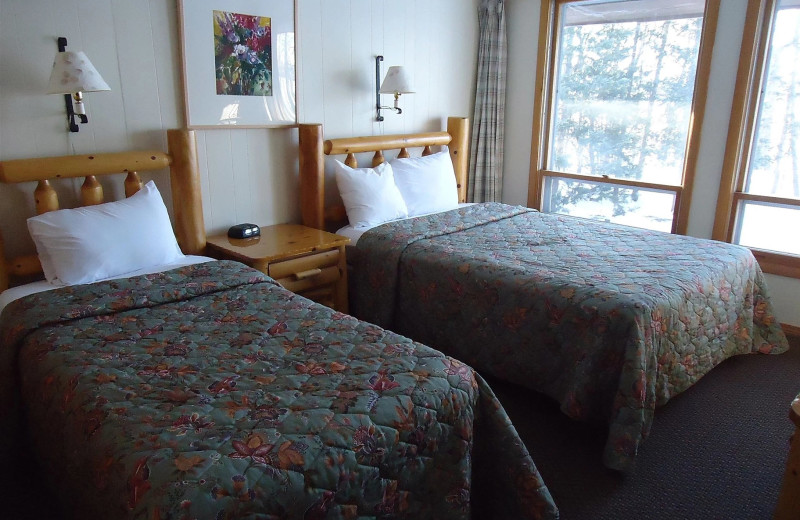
[
  {"left": 274, "top": 265, "right": 340, "bottom": 293},
  {"left": 269, "top": 249, "right": 341, "bottom": 295},
  {"left": 268, "top": 249, "right": 340, "bottom": 279}
]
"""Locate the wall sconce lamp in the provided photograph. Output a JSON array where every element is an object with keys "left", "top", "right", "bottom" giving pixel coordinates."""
[
  {"left": 46, "top": 37, "right": 111, "bottom": 132},
  {"left": 375, "top": 56, "right": 414, "bottom": 122}
]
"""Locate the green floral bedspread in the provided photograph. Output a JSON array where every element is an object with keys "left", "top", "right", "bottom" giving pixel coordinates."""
[
  {"left": 0, "top": 260, "right": 558, "bottom": 519},
  {"left": 351, "top": 202, "right": 789, "bottom": 472}
]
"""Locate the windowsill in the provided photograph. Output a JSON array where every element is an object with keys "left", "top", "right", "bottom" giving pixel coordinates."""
[{"left": 751, "top": 248, "right": 800, "bottom": 279}]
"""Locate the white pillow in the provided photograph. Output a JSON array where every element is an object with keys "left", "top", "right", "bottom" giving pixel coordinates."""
[
  {"left": 390, "top": 148, "right": 459, "bottom": 217},
  {"left": 27, "top": 180, "right": 184, "bottom": 286},
  {"left": 333, "top": 160, "right": 409, "bottom": 229}
]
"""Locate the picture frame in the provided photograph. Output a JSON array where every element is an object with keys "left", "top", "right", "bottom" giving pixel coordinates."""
[{"left": 178, "top": 0, "right": 297, "bottom": 128}]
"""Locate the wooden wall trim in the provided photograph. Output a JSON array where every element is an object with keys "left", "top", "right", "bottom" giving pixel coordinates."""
[
  {"left": 782, "top": 323, "right": 800, "bottom": 341},
  {"left": 527, "top": 0, "right": 556, "bottom": 209},
  {"left": 675, "top": 0, "right": 720, "bottom": 236},
  {"left": 712, "top": 0, "right": 768, "bottom": 241}
]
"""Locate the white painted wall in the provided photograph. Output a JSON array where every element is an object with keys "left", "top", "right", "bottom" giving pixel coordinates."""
[
  {"left": 503, "top": 0, "right": 799, "bottom": 327},
  {"left": 0, "top": 0, "right": 478, "bottom": 256}
]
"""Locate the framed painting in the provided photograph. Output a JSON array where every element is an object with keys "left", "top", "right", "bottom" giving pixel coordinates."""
[{"left": 178, "top": 0, "right": 297, "bottom": 128}]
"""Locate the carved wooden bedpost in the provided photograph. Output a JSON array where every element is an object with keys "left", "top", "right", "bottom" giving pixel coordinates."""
[
  {"left": 447, "top": 116, "right": 470, "bottom": 204},
  {"left": 167, "top": 129, "right": 206, "bottom": 255},
  {"left": 299, "top": 124, "right": 325, "bottom": 230}
]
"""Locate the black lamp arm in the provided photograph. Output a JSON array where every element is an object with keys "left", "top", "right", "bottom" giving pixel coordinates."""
[{"left": 375, "top": 55, "right": 384, "bottom": 122}]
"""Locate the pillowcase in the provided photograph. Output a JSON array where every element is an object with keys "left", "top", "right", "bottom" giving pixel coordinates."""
[
  {"left": 390, "top": 148, "right": 459, "bottom": 217},
  {"left": 27, "top": 180, "right": 184, "bottom": 286},
  {"left": 333, "top": 160, "right": 409, "bottom": 229}
]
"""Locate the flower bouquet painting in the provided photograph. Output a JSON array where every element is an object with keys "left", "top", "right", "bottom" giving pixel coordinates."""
[
  {"left": 179, "top": 0, "right": 296, "bottom": 128},
  {"left": 213, "top": 11, "right": 272, "bottom": 97}
]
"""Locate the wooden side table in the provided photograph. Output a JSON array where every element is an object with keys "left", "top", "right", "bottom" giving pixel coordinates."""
[
  {"left": 776, "top": 396, "right": 800, "bottom": 520},
  {"left": 206, "top": 224, "right": 350, "bottom": 313}
]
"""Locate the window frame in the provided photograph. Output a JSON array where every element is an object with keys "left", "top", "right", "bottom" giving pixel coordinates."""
[
  {"left": 713, "top": 0, "right": 800, "bottom": 278},
  {"left": 528, "top": 0, "right": 720, "bottom": 235}
]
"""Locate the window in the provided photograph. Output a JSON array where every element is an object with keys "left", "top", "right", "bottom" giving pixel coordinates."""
[
  {"left": 715, "top": 0, "right": 800, "bottom": 277},
  {"left": 529, "top": 0, "right": 718, "bottom": 233}
]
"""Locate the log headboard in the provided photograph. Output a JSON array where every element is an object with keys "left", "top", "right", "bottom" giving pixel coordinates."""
[
  {"left": 0, "top": 129, "right": 206, "bottom": 292},
  {"left": 298, "top": 116, "right": 470, "bottom": 231}
]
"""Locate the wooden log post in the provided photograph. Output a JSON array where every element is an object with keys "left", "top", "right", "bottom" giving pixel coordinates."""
[
  {"left": 299, "top": 124, "right": 325, "bottom": 230},
  {"left": 167, "top": 129, "right": 206, "bottom": 255},
  {"left": 372, "top": 150, "right": 385, "bottom": 167},
  {"left": 447, "top": 116, "right": 470, "bottom": 204},
  {"left": 0, "top": 151, "right": 169, "bottom": 182}
]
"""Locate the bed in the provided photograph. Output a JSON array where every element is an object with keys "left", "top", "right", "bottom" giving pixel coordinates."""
[
  {"left": 297, "top": 117, "right": 790, "bottom": 472},
  {"left": 0, "top": 130, "right": 559, "bottom": 520}
]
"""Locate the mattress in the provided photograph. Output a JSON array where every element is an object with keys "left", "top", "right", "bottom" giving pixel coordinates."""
[{"left": 0, "top": 255, "right": 214, "bottom": 315}]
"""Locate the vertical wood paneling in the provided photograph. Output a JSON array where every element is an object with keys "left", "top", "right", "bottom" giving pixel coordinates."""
[
  {"left": 401, "top": 0, "right": 417, "bottom": 134},
  {"left": 370, "top": 0, "right": 385, "bottom": 135},
  {"left": 194, "top": 131, "right": 214, "bottom": 231},
  {"left": 203, "top": 130, "right": 237, "bottom": 232},
  {"left": 410, "top": 0, "right": 433, "bottom": 131},
  {"left": 0, "top": 1, "right": 38, "bottom": 158},
  {"left": 48, "top": 0, "right": 98, "bottom": 156},
  {"left": 349, "top": 0, "right": 374, "bottom": 138},
  {"left": 296, "top": 0, "right": 325, "bottom": 123},
  {"left": 45, "top": 0, "right": 83, "bottom": 153},
  {"left": 380, "top": 1, "right": 406, "bottom": 136},
  {"left": 75, "top": 0, "right": 128, "bottom": 156},
  {"left": 321, "top": 0, "right": 354, "bottom": 138},
  {"left": 261, "top": 129, "right": 300, "bottom": 225},
  {"left": 148, "top": 0, "right": 182, "bottom": 131},
  {"left": 230, "top": 130, "right": 253, "bottom": 224},
  {"left": 246, "top": 129, "right": 273, "bottom": 225},
  {"left": 111, "top": 0, "right": 164, "bottom": 150},
  {"left": 0, "top": 0, "right": 480, "bottom": 257}
]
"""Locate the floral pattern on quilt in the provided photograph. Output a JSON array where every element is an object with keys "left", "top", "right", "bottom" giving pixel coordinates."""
[
  {"left": 0, "top": 261, "right": 558, "bottom": 520},
  {"left": 351, "top": 202, "right": 789, "bottom": 472}
]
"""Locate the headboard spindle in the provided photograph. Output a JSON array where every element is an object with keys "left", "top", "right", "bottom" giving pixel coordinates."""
[
  {"left": 125, "top": 172, "right": 143, "bottom": 197},
  {"left": 80, "top": 175, "right": 104, "bottom": 206},
  {"left": 34, "top": 180, "right": 59, "bottom": 214}
]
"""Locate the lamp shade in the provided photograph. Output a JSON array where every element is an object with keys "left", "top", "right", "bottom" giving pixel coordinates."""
[
  {"left": 46, "top": 51, "right": 110, "bottom": 94},
  {"left": 379, "top": 66, "right": 414, "bottom": 94}
]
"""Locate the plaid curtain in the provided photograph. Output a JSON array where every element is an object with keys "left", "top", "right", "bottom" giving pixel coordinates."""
[{"left": 468, "top": 0, "right": 507, "bottom": 203}]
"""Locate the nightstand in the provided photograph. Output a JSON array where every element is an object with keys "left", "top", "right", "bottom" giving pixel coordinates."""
[{"left": 206, "top": 224, "right": 350, "bottom": 313}]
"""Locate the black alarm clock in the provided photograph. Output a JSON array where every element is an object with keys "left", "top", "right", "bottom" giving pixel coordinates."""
[{"left": 227, "top": 223, "right": 261, "bottom": 239}]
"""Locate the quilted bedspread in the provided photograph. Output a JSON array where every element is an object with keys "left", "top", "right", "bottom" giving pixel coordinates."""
[
  {"left": 350, "top": 202, "right": 789, "bottom": 472},
  {"left": 0, "top": 260, "right": 558, "bottom": 519}
]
